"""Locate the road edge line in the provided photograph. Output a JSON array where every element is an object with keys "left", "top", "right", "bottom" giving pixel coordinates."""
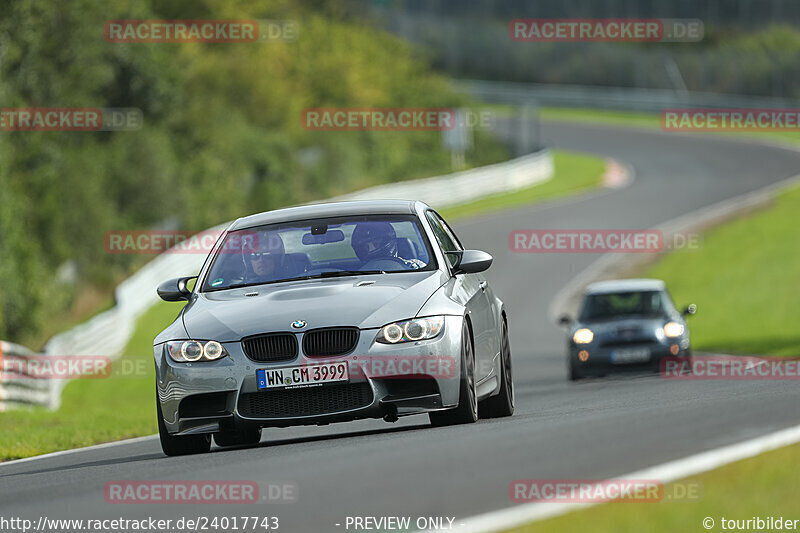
[
  {"left": 0, "top": 434, "right": 158, "bottom": 468},
  {"left": 438, "top": 423, "right": 800, "bottom": 533}
]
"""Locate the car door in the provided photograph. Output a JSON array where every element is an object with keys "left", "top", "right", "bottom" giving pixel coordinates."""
[{"left": 425, "top": 211, "right": 498, "bottom": 382}]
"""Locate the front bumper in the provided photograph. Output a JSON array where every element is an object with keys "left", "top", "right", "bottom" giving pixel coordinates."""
[
  {"left": 155, "top": 316, "right": 465, "bottom": 435},
  {"left": 569, "top": 338, "right": 691, "bottom": 376}
]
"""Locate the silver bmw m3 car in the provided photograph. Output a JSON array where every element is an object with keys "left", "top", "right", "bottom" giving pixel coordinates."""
[{"left": 154, "top": 200, "right": 513, "bottom": 456}]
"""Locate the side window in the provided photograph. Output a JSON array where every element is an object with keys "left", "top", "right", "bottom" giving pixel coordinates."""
[
  {"left": 426, "top": 211, "right": 459, "bottom": 268},
  {"left": 435, "top": 212, "right": 464, "bottom": 251}
]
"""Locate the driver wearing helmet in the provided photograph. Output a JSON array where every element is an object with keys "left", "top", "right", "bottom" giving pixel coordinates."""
[
  {"left": 242, "top": 230, "right": 288, "bottom": 282},
  {"left": 351, "top": 221, "right": 425, "bottom": 269}
]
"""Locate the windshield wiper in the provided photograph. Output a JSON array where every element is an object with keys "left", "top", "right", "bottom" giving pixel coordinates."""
[
  {"left": 206, "top": 281, "right": 262, "bottom": 292},
  {"left": 317, "top": 270, "right": 385, "bottom": 278},
  {"left": 205, "top": 270, "right": 386, "bottom": 291},
  {"left": 281, "top": 270, "right": 385, "bottom": 281}
]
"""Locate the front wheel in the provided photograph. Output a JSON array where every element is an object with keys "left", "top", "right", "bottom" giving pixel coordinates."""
[
  {"left": 429, "top": 321, "right": 478, "bottom": 427},
  {"left": 157, "top": 394, "right": 211, "bottom": 457},
  {"left": 479, "top": 320, "right": 514, "bottom": 418},
  {"left": 568, "top": 357, "right": 584, "bottom": 381}
]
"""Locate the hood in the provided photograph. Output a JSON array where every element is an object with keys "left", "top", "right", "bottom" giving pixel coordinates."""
[{"left": 182, "top": 271, "right": 447, "bottom": 341}]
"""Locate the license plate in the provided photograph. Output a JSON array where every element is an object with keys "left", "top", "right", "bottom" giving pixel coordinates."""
[
  {"left": 257, "top": 362, "right": 349, "bottom": 390},
  {"left": 610, "top": 348, "right": 651, "bottom": 364}
]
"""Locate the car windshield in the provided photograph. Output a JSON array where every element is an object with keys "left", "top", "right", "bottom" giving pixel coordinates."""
[
  {"left": 201, "top": 214, "right": 435, "bottom": 291},
  {"left": 579, "top": 290, "right": 670, "bottom": 321}
]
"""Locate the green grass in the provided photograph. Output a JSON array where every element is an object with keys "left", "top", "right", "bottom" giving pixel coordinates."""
[
  {"left": 539, "top": 107, "right": 663, "bottom": 129},
  {"left": 484, "top": 104, "right": 661, "bottom": 129},
  {"left": 644, "top": 183, "right": 800, "bottom": 356},
  {"left": 507, "top": 442, "right": 800, "bottom": 533},
  {"left": 0, "top": 302, "right": 179, "bottom": 460},
  {"left": 438, "top": 149, "right": 606, "bottom": 221}
]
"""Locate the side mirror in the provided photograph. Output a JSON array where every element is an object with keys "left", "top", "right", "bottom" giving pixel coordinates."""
[
  {"left": 448, "top": 250, "right": 493, "bottom": 275},
  {"left": 682, "top": 303, "right": 697, "bottom": 316},
  {"left": 558, "top": 315, "right": 572, "bottom": 326},
  {"left": 157, "top": 276, "right": 197, "bottom": 302}
]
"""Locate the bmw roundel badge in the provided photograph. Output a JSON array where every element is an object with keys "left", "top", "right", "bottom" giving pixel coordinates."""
[{"left": 291, "top": 320, "right": 307, "bottom": 329}]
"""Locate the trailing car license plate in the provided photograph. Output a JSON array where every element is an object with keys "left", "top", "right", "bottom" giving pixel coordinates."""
[
  {"left": 610, "top": 348, "right": 651, "bottom": 364},
  {"left": 257, "top": 362, "right": 349, "bottom": 390}
]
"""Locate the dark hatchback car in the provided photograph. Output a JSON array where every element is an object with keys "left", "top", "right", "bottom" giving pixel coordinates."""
[{"left": 560, "top": 279, "right": 696, "bottom": 380}]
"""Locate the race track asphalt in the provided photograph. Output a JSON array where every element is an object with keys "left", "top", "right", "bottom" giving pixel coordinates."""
[{"left": 2, "top": 121, "right": 799, "bottom": 532}]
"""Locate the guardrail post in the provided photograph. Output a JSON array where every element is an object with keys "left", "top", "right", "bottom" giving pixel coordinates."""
[{"left": 0, "top": 341, "right": 5, "bottom": 411}]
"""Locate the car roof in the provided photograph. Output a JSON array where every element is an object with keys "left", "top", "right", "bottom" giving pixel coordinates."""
[
  {"left": 584, "top": 278, "right": 666, "bottom": 295},
  {"left": 228, "top": 200, "right": 429, "bottom": 231}
]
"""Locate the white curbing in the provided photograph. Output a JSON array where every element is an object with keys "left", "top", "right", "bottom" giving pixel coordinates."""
[{"left": 425, "top": 423, "right": 800, "bottom": 532}]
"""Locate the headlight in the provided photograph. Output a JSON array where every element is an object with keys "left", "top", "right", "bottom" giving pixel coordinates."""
[
  {"left": 166, "top": 340, "right": 230, "bottom": 362},
  {"left": 376, "top": 317, "right": 445, "bottom": 344},
  {"left": 572, "top": 328, "right": 594, "bottom": 344},
  {"left": 663, "top": 322, "right": 685, "bottom": 338}
]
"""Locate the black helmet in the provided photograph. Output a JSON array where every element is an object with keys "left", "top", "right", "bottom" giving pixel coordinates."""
[
  {"left": 242, "top": 231, "right": 285, "bottom": 273},
  {"left": 351, "top": 221, "right": 398, "bottom": 263}
]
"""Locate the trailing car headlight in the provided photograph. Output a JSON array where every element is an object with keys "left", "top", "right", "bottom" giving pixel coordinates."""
[
  {"left": 663, "top": 322, "right": 685, "bottom": 338},
  {"left": 166, "top": 340, "right": 229, "bottom": 362},
  {"left": 572, "top": 328, "right": 594, "bottom": 344},
  {"left": 376, "top": 317, "right": 445, "bottom": 344}
]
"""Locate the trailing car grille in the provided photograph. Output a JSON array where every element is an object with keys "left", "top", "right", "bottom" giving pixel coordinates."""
[
  {"left": 302, "top": 327, "right": 359, "bottom": 357},
  {"left": 238, "top": 383, "right": 373, "bottom": 418},
  {"left": 599, "top": 336, "right": 656, "bottom": 348},
  {"left": 242, "top": 333, "right": 298, "bottom": 362}
]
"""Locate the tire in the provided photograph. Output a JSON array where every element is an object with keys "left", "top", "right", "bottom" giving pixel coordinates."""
[
  {"left": 429, "top": 321, "right": 478, "bottom": 427},
  {"left": 568, "top": 357, "right": 583, "bottom": 381},
  {"left": 684, "top": 352, "right": 695, "bottom": 375},
  {"left": 157, "top": 394, "right": 211, "bottom": 457},
  {"left": 214, "top": 427, "right": 262, "bottom": 448},
  {"left": 479, "top": 319, "right": 514, "bottom": 418}
]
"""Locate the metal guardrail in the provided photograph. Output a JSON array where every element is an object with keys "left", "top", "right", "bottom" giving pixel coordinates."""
[
  {"left": 0, "top": 341, "right": 53, "bottom": 410},
  {"left": 454, "top": 79, "right": 800, "bottom": 113},
  {"left": 326, "top": 149, "right": 553, "bottom": 206},
  {"left": 0, "top": 149, "right": 554, "bottom": 411}
]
